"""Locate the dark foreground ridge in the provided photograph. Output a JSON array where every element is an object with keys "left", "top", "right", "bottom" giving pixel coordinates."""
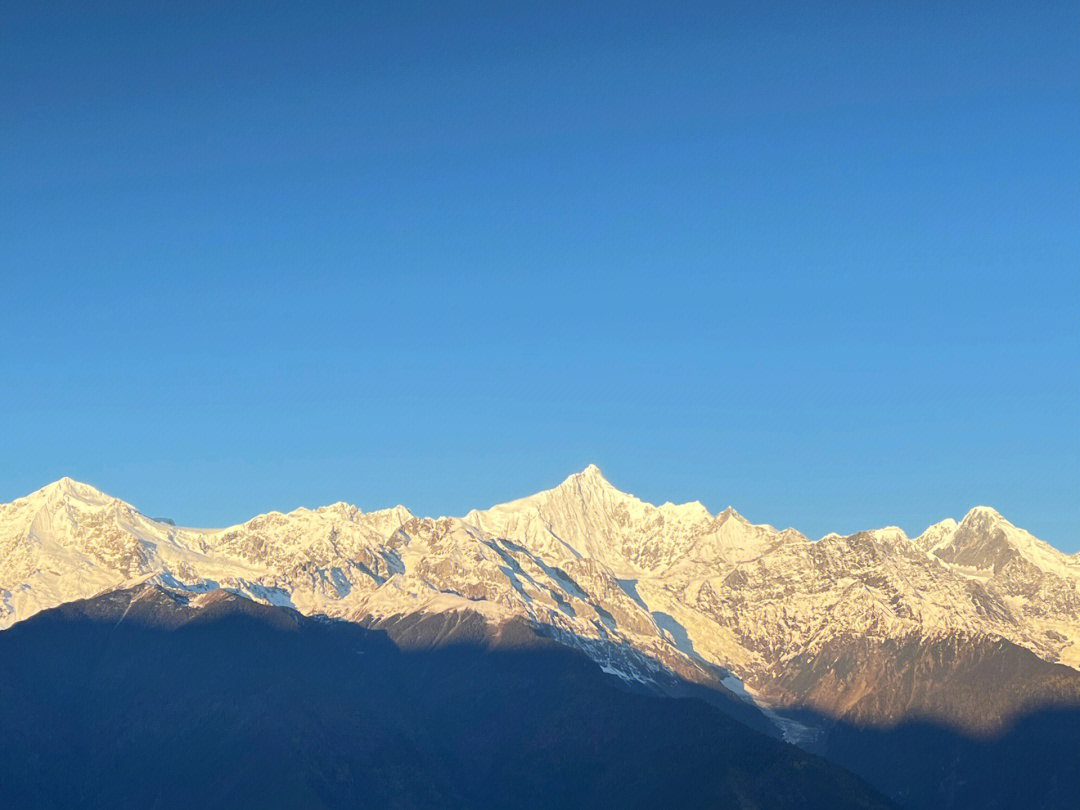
[{"left": 0, "top": 585, "right": 892, "bottom": 810}]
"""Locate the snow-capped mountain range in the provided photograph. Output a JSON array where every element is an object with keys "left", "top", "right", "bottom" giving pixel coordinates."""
[{"left": 3, "top": 466, "right": 1078, "bottom": 732}]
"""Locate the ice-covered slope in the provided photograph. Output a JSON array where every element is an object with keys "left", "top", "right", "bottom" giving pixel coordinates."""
[
  {"left": 2, "top": 468, "right": 1079, "bottom": 730},
  {"left": 0, "top": 473, "right": 717, "bottom": 690}
]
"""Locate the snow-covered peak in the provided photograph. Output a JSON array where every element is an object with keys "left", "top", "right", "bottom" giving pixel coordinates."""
[
  {"left": 659, "top": 499, "right": 712, "bottom": 524},
  {"left": 25, "top": 477, "right": 116, "bottom": 510},
  {"left": 959, "top": 505, "right": 1008, "bottom": 528},
  {"left": 554, "top": 463, "right": 621, "bottom": 498},
  {"left": 929, "top": 517, "right": 959, "bottom": 532},
  {"left": 578, "top": 462, "right": 606, "bottom": 480},
  {"left": 356, "top": 504, "right": 416, "bottom": 535},
  {"left": 912, "top": 518, "right": 959, "bottom": 552},
  {"left": 866, "top": 526, "right": 910, "bottom": 546},
  {"left": 464, "top": 464, "right": 625, "bottom": 526},
  {"left": 931, "top": 505, "right": 1070, "bottom": 574},
  {"left": 550, "top": 465, "right": 712, "bottom": 521},
  {"left": 463, "top": 465, "right": 716, "bottom": 574},
  {"left": 314, "top": 501, "right": 362, "bottom": 519},
  {"left": 671, "top": 506, "right": 787, "bottom": 565}
]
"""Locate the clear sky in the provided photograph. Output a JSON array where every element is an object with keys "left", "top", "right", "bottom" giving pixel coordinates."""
[{"left": 3, "top": 1, "right": 1077, "bottom": 548}]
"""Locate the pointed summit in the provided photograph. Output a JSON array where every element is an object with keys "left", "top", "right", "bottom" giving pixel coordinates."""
[
  {"left": 544, "top": 464, "right": 626, "bottom": 507},
  {"left": 718, "top": 505, "right": 749, "bottom": 523},
  {"left": 934, "top": 506, "right": 1036, "bottom": 573},
  {"left": 959, "top": 505, "right": 1008, "bottom": 527},
  {"left": 461, "top": 464, "right": 718, "bottom": 575},
  {"left": 562, "top": 463, "right": 613, "bottom": 488},
  {"left": 31, "top": 477, "right": 114, "bottom": 508}
]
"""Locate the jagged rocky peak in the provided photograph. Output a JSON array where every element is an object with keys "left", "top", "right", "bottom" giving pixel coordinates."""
[
  {"left": 466, "top": 463, "right": 702, "bottom": 519},
  {"left": 357, "top": 504, "right": 416, "bottom": 533},
  {"left": 711, "top": 505, "right": 806, "bottom": 542},
  {"left": 558, "top": 464, "right": 711, "bottom": 520},
  {"left": 461, "top": 464, "right": 719, "bottom": 574},
  {"left": 960, "top": 504, "right": 1009, "bottom": 528},
  {"left": 933, "top": 506, "right": 1033, "bottom": 572},
  {"left": 718, "top": 505, "right": 746, "bottom": 521},
  {"left": 313, "top": 500, "right": 361, "bottom": 518},
  {"left": 549, "top": 463, "right": 631, "bottom": 507},
  {"left": 570, "top": 462, "right": 608, "bottom": 483}
]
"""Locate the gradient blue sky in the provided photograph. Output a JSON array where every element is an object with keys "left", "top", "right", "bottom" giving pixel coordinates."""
[{"left": 3, "top": 1, "right": 1078, "bottom": 547}]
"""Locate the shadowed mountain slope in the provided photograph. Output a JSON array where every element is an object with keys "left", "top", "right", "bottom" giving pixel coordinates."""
[
  {"left": 820, "top": 704, "right": 1080, "bottom": 810},
  {"left": 0, "top": 585, "right": 894, "bottom": 810}
]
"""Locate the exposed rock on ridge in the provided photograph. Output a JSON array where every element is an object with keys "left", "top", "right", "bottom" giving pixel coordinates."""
[{"left": 3, "top": 467, "right": 1079, "bottom": 733}]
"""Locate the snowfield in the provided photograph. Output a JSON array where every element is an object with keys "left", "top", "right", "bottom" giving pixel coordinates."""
[{"left": 4, "top": 467, "right": 1079, "bottom": 720}]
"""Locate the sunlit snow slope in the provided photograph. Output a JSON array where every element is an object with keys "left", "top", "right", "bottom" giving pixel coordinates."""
[{"left": 3, "top": 467, "right": 1078, "bottom": 731}]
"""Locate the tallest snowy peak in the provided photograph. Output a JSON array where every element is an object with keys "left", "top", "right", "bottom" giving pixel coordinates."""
[
  {"left": 560, "top": 463, "right": 615, "bottom": 490},
  {"left": 567, "top": 463, "right": 608, "bottom": 482}
]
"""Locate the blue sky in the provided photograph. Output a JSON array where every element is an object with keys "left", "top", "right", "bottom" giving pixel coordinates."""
[{"left": 3, "top": 1, "right": 1078, "bottom": 547}]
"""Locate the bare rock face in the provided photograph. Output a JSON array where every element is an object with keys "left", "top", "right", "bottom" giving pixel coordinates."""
[
  {"left": 757, "top": 631, "right": 1080, "bottom": 733},
  {"left": 3, "top": 469, "right": 1080, "bottom": 738}
]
